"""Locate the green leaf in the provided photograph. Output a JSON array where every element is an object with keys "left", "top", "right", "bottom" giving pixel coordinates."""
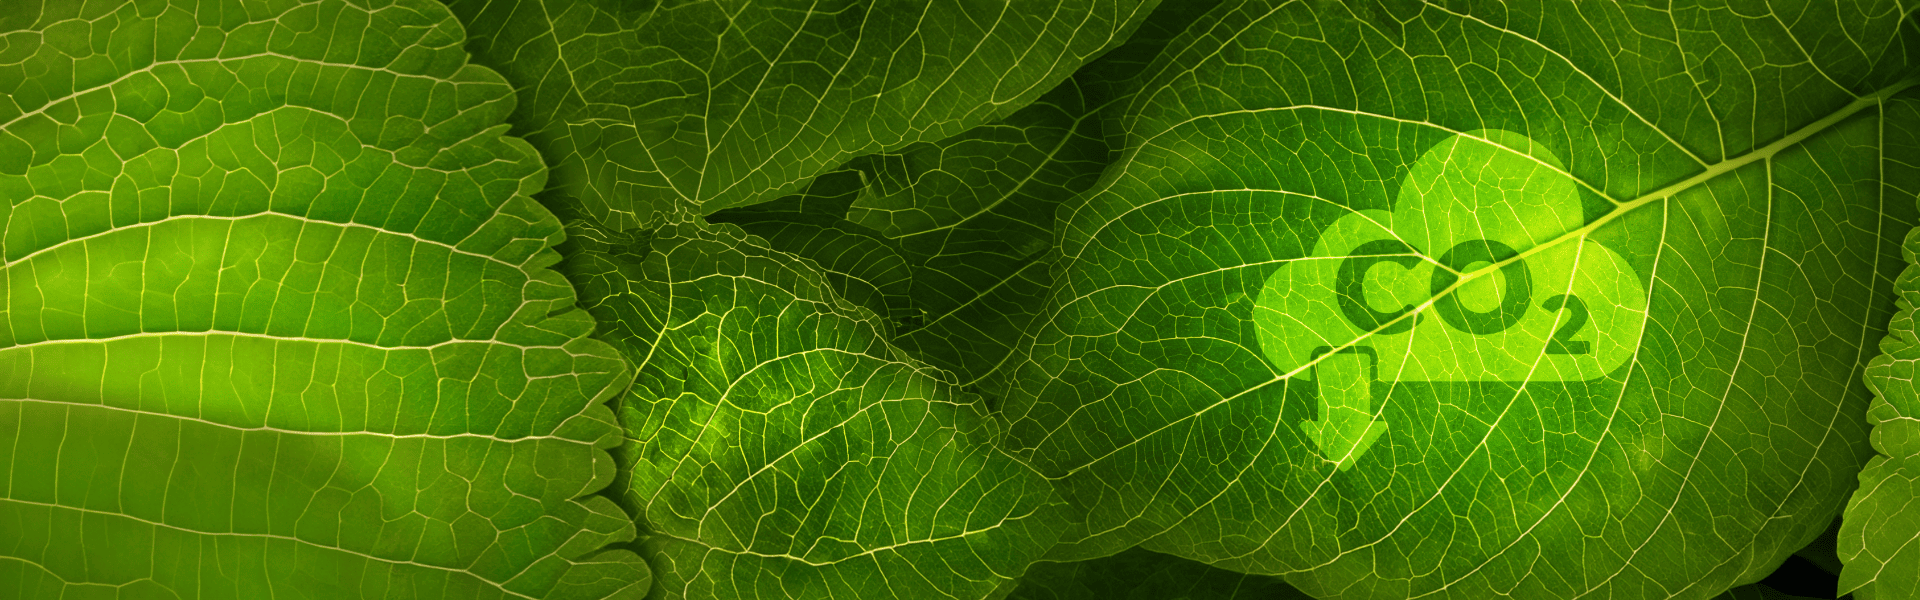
[
  {"left": 996, "top": 2, "right": 1920, "bottom": 598},
  {"left": 706, "top": 169, "right": 916, "bottom": 334},
  {"left": 1003, "top": 547, "right": 1313, "bottom": 600},
  {"left": 852, "top": 73, "right": 1112, "bottom": 389},
  {"left": 1846, "top": 101, "right": 1920, "bottom": 598},
  {"left": 0, "top": 0, "right": 646, "bottom": 598},
  {"left": 560, "top": 218, "right": 1063, "bottom": 600},
  {"left": 705, "top": 75, "right": 1105, "bottom": 387},
  {"left": 707, "top": 0, "right": 1227, "bottom": 389},
  {"left": 444, "top": 0, "right": 1158, "bottom": 230}
]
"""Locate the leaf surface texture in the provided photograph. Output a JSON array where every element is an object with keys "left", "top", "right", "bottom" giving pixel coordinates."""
[{"left": 0, "top": 0, "right": 647, "bottom": 597}]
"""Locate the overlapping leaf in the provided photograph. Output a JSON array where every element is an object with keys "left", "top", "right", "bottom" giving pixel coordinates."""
[
  {"left": 1848, "top": 97, "right": 1920, "bottom": 600},
  {"left": 706, "top": 77, "right": 1105, "bottom": 387},
  {"left": 993, "top": 2, "right": 1920, "bottom": 599},
  {"left": 558, "top": 218, "right": 1062, "bottom": 600},
  {"left": 444, "top": 0, "right": 1157, "bottom": 230},
  {"left": 0, "top": 0, "right": 647, "bottom": 598},
  {"left": 706, "top": 0, "right": 1225, "bottom": 389},
  {"left": 705, "top": 169, "right": 915, "bottom": 334}
]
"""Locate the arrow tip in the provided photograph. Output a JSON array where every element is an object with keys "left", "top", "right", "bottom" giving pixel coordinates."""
[{"left": 1301, "top": 419, "right": 1388, "bottom": 472}]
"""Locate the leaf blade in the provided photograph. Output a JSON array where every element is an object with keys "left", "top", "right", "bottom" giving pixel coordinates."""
[
  {"left": 0, "top": 1, "right": 647, "bottom": 597},
  {"left": 999, "top": 3, "right": 1920, "bottom": 599}
]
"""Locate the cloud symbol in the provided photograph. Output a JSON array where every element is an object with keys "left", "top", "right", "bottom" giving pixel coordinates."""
[{"left": 1255, "top": 129, "right": 1648, "bottom": 382}]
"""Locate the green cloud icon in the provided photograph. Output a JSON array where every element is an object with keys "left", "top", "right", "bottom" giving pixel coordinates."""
[{"left": 1256, "top": 130, "right": 1647, "bottom": 383}]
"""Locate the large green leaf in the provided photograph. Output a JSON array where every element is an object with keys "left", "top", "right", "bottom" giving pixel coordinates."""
[
  {"left": 1846, "top": 102, "right": 1920, "bottom": 599},
  {"left": 444, "top": 0, "right": 1157, "bottom": 230},
  {"left": 558, "top": 218, "right": 1063, "bottom": 600},
  {"left": 0, "top": 0, "right": 646, "bottom": 597},
  {"left": 996, "top": 1, "right": 1920, "bottom": 598}
]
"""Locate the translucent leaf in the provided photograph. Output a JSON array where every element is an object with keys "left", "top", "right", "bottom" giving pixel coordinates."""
[
  {"left": 996, "top": 2, "right": 1920, "bottom": 598},
  {"left": 0, "top": 1, "right": 646, "bottom": 597}
]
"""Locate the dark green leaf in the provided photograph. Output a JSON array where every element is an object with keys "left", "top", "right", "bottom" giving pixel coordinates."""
[
  {"left": 707, "top": 0, "right": 1227, "bottom": 388},
  {"left": 445, "top": 0, "right": 1158, "bottom": 229},
  {"left": 1004, "top": 547, "right": 1312, "bottom": 600},
  {"left": 706, "top": 170, "right": 915, "bottom": 333},
  {"left": 1712, "top": 583, "right": 1830, "bottom": 600}
]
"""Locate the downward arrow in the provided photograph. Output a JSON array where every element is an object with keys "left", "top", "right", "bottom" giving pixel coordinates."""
[{"left": 1300, "top": 349, "right": 1388, "bottom": 472}]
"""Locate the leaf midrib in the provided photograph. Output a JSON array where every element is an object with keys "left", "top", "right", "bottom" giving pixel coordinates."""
[{"left": 1342, "top": 77, "right": 1920, "bottom": 367}]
